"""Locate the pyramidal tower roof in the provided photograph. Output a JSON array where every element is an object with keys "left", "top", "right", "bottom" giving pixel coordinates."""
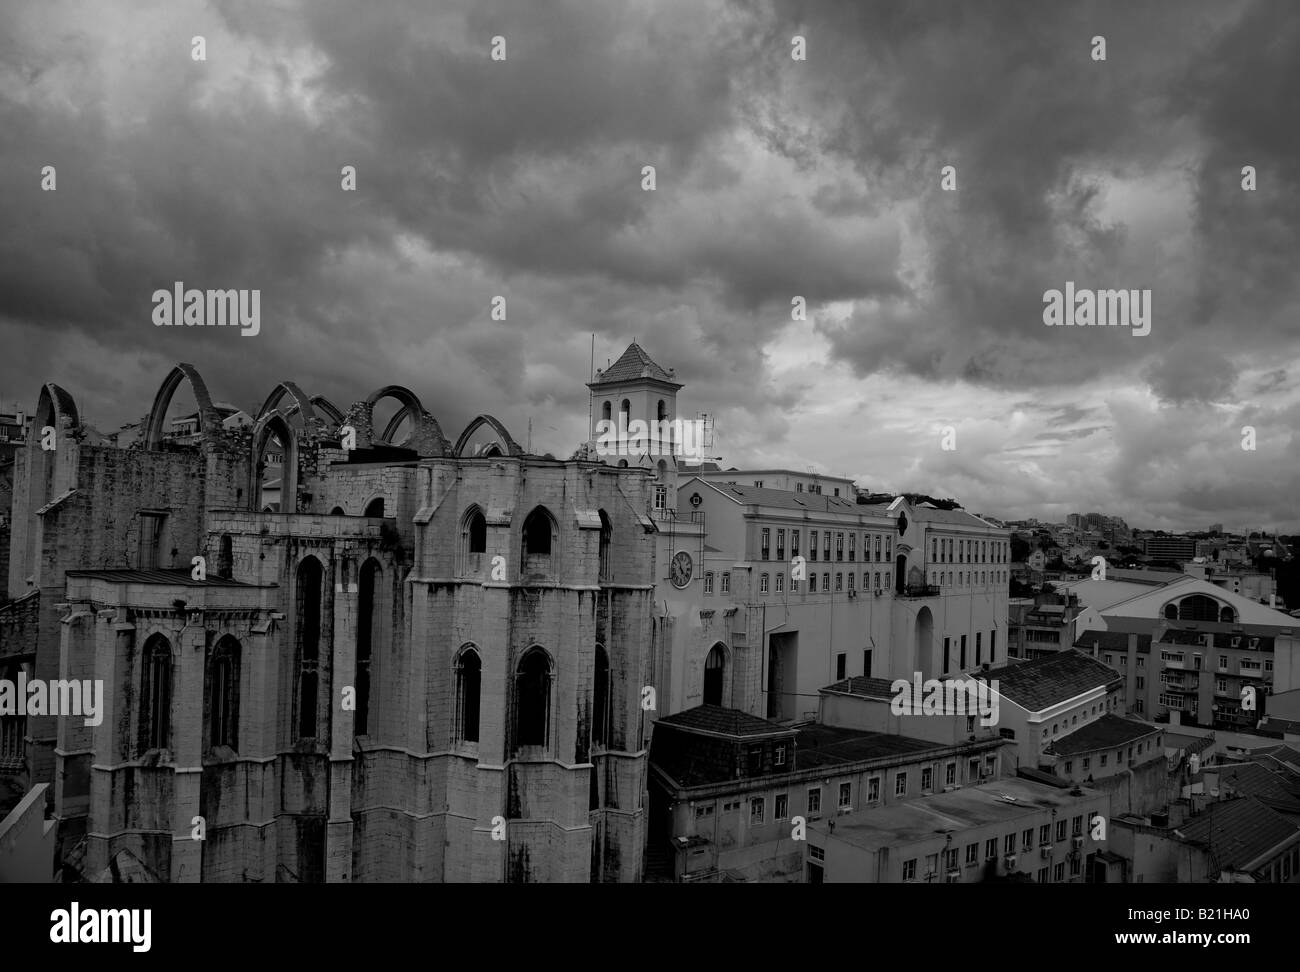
[{"left": 589, "top": 342, "right": 682, "bottom": 389}]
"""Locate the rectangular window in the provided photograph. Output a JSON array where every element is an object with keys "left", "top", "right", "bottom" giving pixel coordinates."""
[
  {"left": 1054, "top": 862, "right": 1065, "bottom": 882},
  {"left": 809, "top": 845, "right": 825, "bottom": 862},
  {"left": 1101, "top": 754, "right": 1108, "bottom": 766},
  {"left": 822, "top": 572, "right": 830, "bottom": 592},
  {"left": 894, "top": 771, "right": 907, "bottom": 796},
  {"left": 1022, "top": 828, "right": 1033, "bottom": 850},
  {"left": 138, "top": 512, "right": 165, "bottom": 571},
  {"left": 1072, "top": 815, "right": 1083, "bottom": 836},
  {"left": 943, "top": 638, "right": 950, "bottom": 673},
  {"left": 704, "top": 571, "right": 714, "bottom": 595},
  {"left": 807, "top": 787, "right": 821, "bottom": 815},
  {"left": 791, "top": 531, "right": 800, "bottom": 557},
  {"left": 836, "top": 532, "right": 844, "bottom": 561},
  {"left": 835, "top": 572, "right": 843, "bottom": 592},
  {"left": 809, "top": 573, "right": 817, "bottom": 593},
  {"left": 1037, "top": 867, "right": 1048, "bottom": 884},
  {"left": 695, "top": 804, "right": 714, "bottom": 819},
  {"left": 760, "top": 573, "right": 769, "bottom": 594},
  {"left": 902, "top": 859, "right": 916, "bottom": 881},
  {"left": 1055, "top": 820, "right": 1067, "bottom": 842},
  {"left": 846, "top": 572, "right": 854, "bottom": 591},
  {"left": 1137, "top": 657, "right": 1145, "bottom": 669},
  {"left": 836, "top": 653, "right": 847, "bottom": 680},
  {"left": 965, "top": 843, "right": 978, "bottom": 865},
  {"left": 809, "top": 531, "right": 818, "bottom": 561},
  {"left": 849, "top": 533, "right": 856, "bottom": 561},
  {"left": 885, "top": 536, "right": 892, "bottom": 560},
  {"left": 775, "top": 793, "right": 788, "bottom": 819},
  {"left": 774, "top": 744, "right": 787, "bottom": 767},
  {"left": 750, "top": 797, "right": 765, "bottom": 823},
  {"left": 946, "top": 762, "right": 955, "bottom": 785},
  {"left": 1136, "top": 676, "right": 1145, "bottom": 689},
  {"left": 990, "top": 630, "right": 996, "bottom": 664},
  {"left": 721, "top": 572, "right": 730, "bottom": 594},
  {"left": 976, "top": 632, "right": 982, "bottom": 666},
  {"left": 839, "top": 782, "right": 851, "bottom": 808},
  {"left": 985, "top": 838, "right": 997, "bottom": 860},
  {"left": 932, "top": 538, "right": 939, "bottom": 561},
  {"left": 775, "top": 572, "right": 785, "bottom": 594},
  {"left": 922, "top": 767, "right": 933, "bottom": 791},
  {"left": 776, "top": 529, "right": 785, "bottom": 561},
  {"left": 761, "top": 528, "right": 770, "bottom": 561},
  {"left": 960, "top": 635, "right": 967, "bottom": 669},
  {"left": 875, "top": 535, "right": 882, "bottom": 561},
  {"left": 868, "top": 776, "right": 880, "bottom": 802},
  {"left": 823, "top": 534, "right": 831, "bottom": 561},
  {"left": 863, "top": 649, "right": 872, "bottom": 677},
  {"left": 1005, "top": 833, "right": 1016, "bottom": 854},
  {"left": 1039, "top": 824, "right": 1050, "bottom": 845},
  {"left": 654, "top": 485, "right": 667, "bottom": 510}
]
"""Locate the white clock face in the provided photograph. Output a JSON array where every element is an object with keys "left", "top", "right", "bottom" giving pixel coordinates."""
[{"left": 670, "top": 550, "right": 693, "bottom": 588}]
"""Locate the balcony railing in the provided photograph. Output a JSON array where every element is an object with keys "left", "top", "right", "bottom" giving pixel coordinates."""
[{"left": 899, "top": 584, "right": 941, "bottom": 599}]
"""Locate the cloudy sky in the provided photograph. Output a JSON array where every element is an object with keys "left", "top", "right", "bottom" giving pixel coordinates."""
[{"left": 2, "top": 0, "right": 1298, "bottom": 531}]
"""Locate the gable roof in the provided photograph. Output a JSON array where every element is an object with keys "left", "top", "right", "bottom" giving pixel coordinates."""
[
  {"left": 589, "top": 342, "right": 681, "bottom": 388},
  {"left": 1046, "top": 714, "right": 1162, "bottom": 757},
  {"left": 691, "top": 479, "right": 870, "bottom": 516},
  {"left": 1174, "top": 797, "right": 1300, "bottom": 873},
  {"left": 657, "top": 704, "right": 794, "bottom": 739},
  {"left": 976, "top": 649, "right": 1122, "bottom": 712}
]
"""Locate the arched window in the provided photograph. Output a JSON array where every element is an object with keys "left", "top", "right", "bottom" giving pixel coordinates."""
[
  {"left": 620, "top": 398, "right": 630, "bottom": 419},
  {"left": 296, "top": 557, "right": 324, "bottom": 740},
  {"left": 465, "top": 506, "right": 487, "bottom": 555},
  {"left": 515, "top": 647, "right": 552, "bottom": 749},
  {"left": 140, "top": 634, "right": 173, "bottom": 753},
  {"left": 601, "top": 401, "right": 612, "bottom": 421},
  {"left": 1178, "top": 594, "right": 1220, "bottom": 622},
  {"left": 593, "top": 644, "right": 610, "bottom": 747},
  {"left": 364, "top": 497, "right": 385, "bottom": 518},
  {"left": 617, "top": 459, "right": 628, "bottom": 468},
  {"left": 598, "top": 510, "right": 612, "bottom": 582},
  {"left": 355, "top": 560, "right": 380, "bottom": 737},
  {"left": 657, "top": 459, "right": 667, "bottom": 480},
  {"left": 1163, "top": 603, "right": 1179, "bottom": 619},
  {"left": 329, "top": 506, "right": 345, "bottom": 516},
  {"left": 704, "top": 644, "right": 726, "bottom": 706},
  {"left": 1219, "top": 606, "right": 1236, "bottom": 624},
  {"left": 522, "top": 506, "right": 555, "bottom": 557},
  {"left": 206, "top": 636, "right": 240, "bottom": 751},
  {"left": 455, "top": 645, "right": 481, "bottom": 744},
  {"left": 217, "top": 534, "right": 233, "bottom": 580}
]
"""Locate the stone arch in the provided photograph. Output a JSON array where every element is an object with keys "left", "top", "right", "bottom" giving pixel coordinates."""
[
  {"left": 704, "top": 642, "right": 728, "bottom": 707},
  {"left": 144, "top": 363, "right": 222, "bottom": 449},
  {"left": 453, "top": 414, "right": 523, "bottom": 458},
  {"left": 249, "top": 411, "right": 298, "bottom": 512},
  {"left": 343, "top": 384, "right": 450, "bottom": 456},
  {"left": 309, "top": 395, "right": 345, "bottom": 425},
  {"left": 257, "top": 381, "right": 318, "bottom": 425}
]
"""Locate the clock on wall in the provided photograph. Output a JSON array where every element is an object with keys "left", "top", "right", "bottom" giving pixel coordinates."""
[{"left": 670, "top": 550, "right": 693, "bottom": 588}]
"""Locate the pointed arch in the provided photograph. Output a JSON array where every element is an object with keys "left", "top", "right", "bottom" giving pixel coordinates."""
[
  {"left": 453, "top": 414, "right": 523, "bottom": 458},
  {"left": 454, "top": 644, "right": 482, "bottom": 744},
  {"left": 346, "top": 384, "right": 450, "bottom": 455},
  {"left": 309, "top": 395, "right": 345, "bottom": 425},
  {"left": 144, "top": 363, "right": 221, "bottom": 449},
  {"left": 256, "top": 380, "right": 317, "bottom": 424},
  {"left": 249, "top": 411, "right": 298, "bottom": 512}
]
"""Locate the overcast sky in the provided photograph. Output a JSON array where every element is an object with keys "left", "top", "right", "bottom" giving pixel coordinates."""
[{"left": 2, "top": 0, "right": 1298, "bottom": 532}]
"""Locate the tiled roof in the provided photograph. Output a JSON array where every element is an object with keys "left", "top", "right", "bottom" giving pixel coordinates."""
[
  {"left": 1046, "top": 714, "right": 1161, "bottom": 757},
  {"left": 820, "top": 676, "right": 900, "bottom": 700},
  {"left": 1174, "top": 797, "right": 1300, "bottom": 873},
  {"left": 1072, "top": 630, "right": 1153, "bottom": 652},
  {"left": 66, "top": 568, "right": 259, "bottom": 588},
  {"left": 1208, "top": 761, "right": 1300, "bottom": 812},
  {"left": 976, "top": 649, "right": 1122, "bottom": 712},
  {"left": 910, "top": 507, "right": 1002, "bottom": 530},
  {"left": 794, "top": 725, "right": 951, "bottom": 769},
  {"left": 657, "top": 705, "right": 793, "bottom": 739},
  {"left": 706, "top": 482, "right": 864, "bottom": 515},
  {"left": 590, "top": 342, "right": 680, "bottom": 387}
]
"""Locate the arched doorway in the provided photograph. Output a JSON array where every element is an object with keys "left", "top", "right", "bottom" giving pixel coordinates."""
[
  {"left": 915, "top": 606, "right": 935, "bottom": 679},
  {"left": 704, "top": 643, "right": 726, "bottom": 706}
]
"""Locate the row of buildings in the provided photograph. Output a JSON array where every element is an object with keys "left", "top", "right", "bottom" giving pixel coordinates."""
[{"left": 2, "top": 343, "right": 1299, "bottom": 883}]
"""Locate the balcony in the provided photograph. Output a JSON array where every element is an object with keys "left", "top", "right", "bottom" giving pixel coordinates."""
[{"left": 899, "top": 584, "right": 941, "bottom": 599}]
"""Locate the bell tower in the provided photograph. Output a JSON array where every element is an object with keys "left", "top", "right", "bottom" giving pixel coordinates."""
[{"left": 587, "top": 342, "right": 685, "bottom": 511}]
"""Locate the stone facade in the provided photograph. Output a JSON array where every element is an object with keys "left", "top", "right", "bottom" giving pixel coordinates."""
[{"left": 2, "top": 364, "right": 656, "bottom": 882}]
